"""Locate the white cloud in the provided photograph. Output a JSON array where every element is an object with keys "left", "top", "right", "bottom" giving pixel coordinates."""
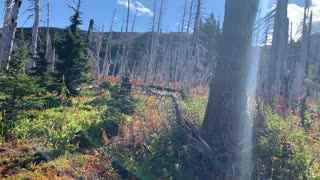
[
  {"left": 288, "top": 0, "right": 320, "bottom": 40},
  {"left": 117, "top": 0, "right": 154, "bottom": 17}
]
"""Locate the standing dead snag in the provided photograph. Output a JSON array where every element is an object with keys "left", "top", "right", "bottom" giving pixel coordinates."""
[
  {"left": 201, "top": 0, "right": 259, "bottom": 178},
  {"left": 157, "top": 0, "right": 164, "bottom": 33},
  {"left": 103, "top": 9, "right": 116, "bottom": 79},
  {"left": 290, "top": 1, "right": 310, "bottom": 105},
  {"left": 186, "top": 0, "right": 194, "bottom": 34},
  {"left": 126, "top": 0, "right": 130, "bottom": 33},
  {"left": 0, "top": 0, "right": 14, "bottom": 67},
  {"left": 266, "top": 0, "right": 289, "bottom": 102},
  {"left": 131, "top": 10, "right": 137, "bottom": 32},
  {"left": 0, "top": 0, "right": 23, "bottom": 69},
  {"left": 45, "top": 0, "right": 55, "bottom": 72},
  {"left": 28, "top": 0, "right": 40, "bottom": 70},
  {"left": 87, "top": 19, "right": 94, "bottom": 43}
]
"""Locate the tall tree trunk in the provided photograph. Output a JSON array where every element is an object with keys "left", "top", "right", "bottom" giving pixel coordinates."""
[
  {"left": 266, "top": 0, "right": 289, "bottom": 101},
  {"left": 181, "top": 0, "right": 188, "bottom": 33},
  {"left": 28, "top": 0, "right": 40, "bottom": 70},
  {"left": 146, "top": 0, "right": 157, "bottom": 86},
  {"left": 306, "top": 10, "right": 313, "bottom": 76},
  {"left": 157, "top": 0, "right": 164, "bottom": 33},
  {"left": 290, "top": 2, "right": 309, "bottom": 105},
  {"left": 186, "top": 0, "right": 194, "bottom": 33},
  {"left": 0, "top": 0, "right": 22, "bottom": 69},
  {"left": 87, "top": 19, "right": 94, "bottom": 43},
  {"left": 45, "top": 0, "right": 54, "bottom": 72},
  {"left": 201, "top": 0, "right": 259, "bottom": 178},
  {"left": 131, "top": 10, "right": 137, "bottom": 32},
  {"left": 126, "top": 0, "right": 130, "bottom": 33},
  {"left": 191, "top": 0, "right": 201, "bottom": 57},
  {"left": 103, "top": 9, "right": 116, "bottom": 79}
]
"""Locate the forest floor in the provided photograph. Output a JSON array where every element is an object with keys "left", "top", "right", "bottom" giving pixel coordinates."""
[
  {"left": 0, "top": 84, "right": 208, "bottom": 179},
  {"left": 2, "top": 82, "right": 320, "bottom": 179}
]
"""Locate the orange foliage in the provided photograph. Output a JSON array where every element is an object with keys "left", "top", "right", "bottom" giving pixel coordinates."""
[
  {"left": 108, "top": 76, "right": 121, "bottom": 83},
  {"left": 131, "top": 79, "right": 144, "bottom": 86}
]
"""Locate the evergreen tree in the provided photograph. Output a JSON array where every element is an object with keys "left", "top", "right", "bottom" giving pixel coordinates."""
[
  {"left": 0, "top": 30, "right": 44, "bottom": 136},
  {"left": 31, "top": 47, "right": 56, "bottom": 91},
  {"left": 56, "top": 0, "right": 92, "bottom": 95},
  {"left": 199, "top": 13, "right": 219, "bottom": 66}
]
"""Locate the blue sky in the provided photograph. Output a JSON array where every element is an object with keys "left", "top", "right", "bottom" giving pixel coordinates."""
[{"left": 0, "top": 0, "right": 317, "bottom": 33}]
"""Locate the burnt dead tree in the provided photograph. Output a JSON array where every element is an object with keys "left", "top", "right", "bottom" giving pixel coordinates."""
[
  {"left": 290, "top": 1, "right": 310, "bottom": 105},
  {"left": 144, "top": 0, "right": 157, "bottom": 86},
  {"left": 0, "top": 0, "right": 14, "bottom": 67},
  {"left": 201, "top": 0, "right": 259, "bottom": 178},
  {"left": 0, "top": 0, "right": 23, "bottom": 69},
  {"left": 102, "top": 9, "right": 116, "bottom": 79},
  {"left": 45, "top": 0, "right": 55, "bottom": 72},
  {"left": 186, "top": 0, "right": 194, "bottom": 34},
  {"left": 265, "top": 0, "right": 289, "bottom": 102},
  {"left": 28, "top": 0, "right": 40, "bottom": 70}
]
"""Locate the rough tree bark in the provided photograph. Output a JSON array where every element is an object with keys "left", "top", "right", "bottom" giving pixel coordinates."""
[
  {"left": 0, "top": 0, "right": 23, "bottom": 69},
  {"left": 201, "top": 0, "right": 259, "bottom": 178},
  {"left": 0, "top": 0, "right": 14, "bottom": 67}
]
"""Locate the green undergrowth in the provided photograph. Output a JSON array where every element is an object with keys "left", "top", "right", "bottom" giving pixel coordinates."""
[{"left": 254, "top": 105, "right": 320, "bottom": 179}]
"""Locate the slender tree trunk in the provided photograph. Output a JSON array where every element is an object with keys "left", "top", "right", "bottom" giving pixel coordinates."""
[
  {"left": 87, "top": 19, "right": 94, "bottom": 43},
  {"left": 186, "top": 0, "right": 194, "bottom": 33},
  {"left": 112, "top": 46, "right": 120, "bottom": 77},
  {"left": 28, "top": 0, "right": 40, "bottom": 69},
  {"left": 266, "top": 0, "right": 289, "bottom": 101},
  {"left": 157, "top": 0, "right": 164, "bottom": 33},
  {"left": 45, "top": 0, "right": 54, "bottom": 72},
  {"left": 146, "top": 0, "right": 157, "bottom": 86},
  {"left": 306, "top": 10, "right": 313, "bottom": 76},
  {"left": 131, "top": 10, "right": 137, "bottom": 32},
  {"left": 126, "top": 0, "right": 130, "bottom": 33},
  {"left": 103, "top": 9, "right": 116, "bottom": 79},
  {"left": 181, "top": 0, "right": 188, "bottom": 32},
  {"left": 290, "top": 2, "right": 309, "bottom": 104},
  {"left": 191, "top": 0, "right": 201, "bottom": 59},
  {"left": 201, "top": 0, "right": 259, "bottom": 178}
]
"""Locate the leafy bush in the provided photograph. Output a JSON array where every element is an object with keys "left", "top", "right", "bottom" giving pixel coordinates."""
[
  {"left": 89, "top": 83, "right": 138, "bottom": 138},
  {"left": 180, "top": 84, "right": 190, "bottom": 100},
  {"left": 100, "top": 80, "right": 111, "bottom": 89},
  {"left": 254, "top": 106, "right": 320, "bottom": 179},
  {"left": 106, "top": 93, "right": 210, "bottom": 179}
]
